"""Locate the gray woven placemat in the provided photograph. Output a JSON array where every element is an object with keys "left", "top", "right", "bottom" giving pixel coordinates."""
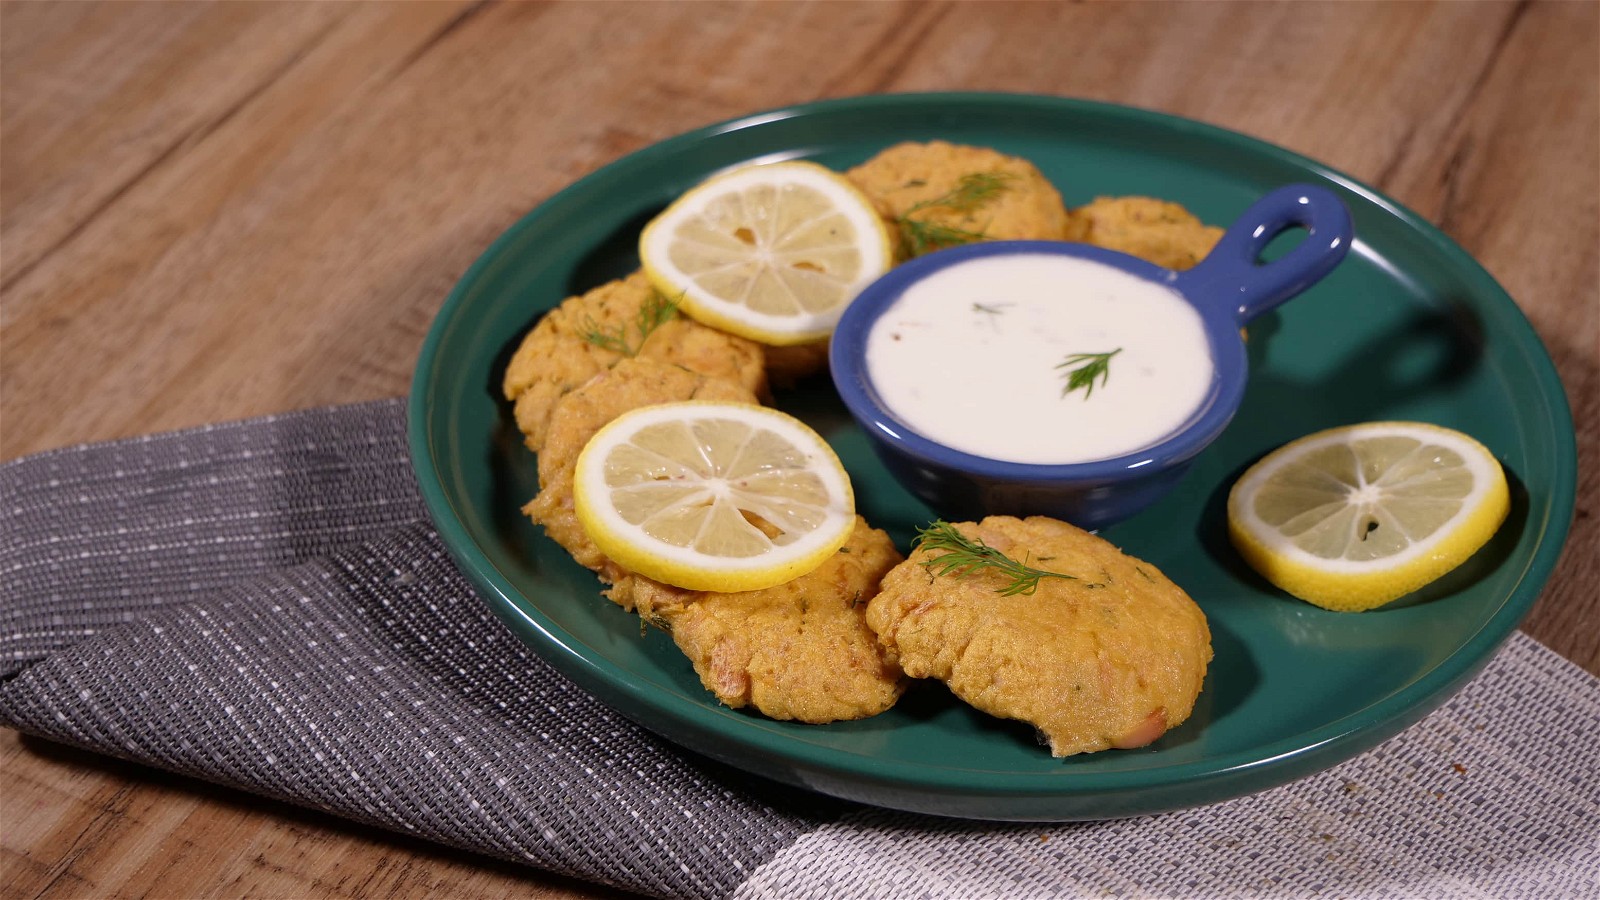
[{"left": 3, "top": 399, "right": 1596, "bottom": 899}]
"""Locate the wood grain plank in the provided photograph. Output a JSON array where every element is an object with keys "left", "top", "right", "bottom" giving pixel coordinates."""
[
  {"left": 0, "top": 1, "right": 353, "bottom": 286},
  {"left": 0, "top": 0, "right": 490, "bottom": 457}
]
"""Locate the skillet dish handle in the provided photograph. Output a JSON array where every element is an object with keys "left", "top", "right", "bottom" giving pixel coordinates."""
[{"left": 1178, "top": 183, "right": 1354, "bottom": 324}]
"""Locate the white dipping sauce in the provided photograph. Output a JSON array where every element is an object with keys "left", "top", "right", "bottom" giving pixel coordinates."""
[{"left": 865, "top": 254, "right": 1213, "bottom": 465}]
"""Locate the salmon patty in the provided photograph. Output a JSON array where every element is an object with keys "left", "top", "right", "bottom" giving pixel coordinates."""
[
  {"left": 867, "top": 516, "right": 1211, "bottom": 756},
  {"left": 524, "top": 359, "right": 902, "bottom": 723},
  {"left": 1066, "top": 196, "right": 1223, "bottom": 271},
  {"left": 609, "top": 518, "right": 906, "bottom": 723},
  {"left": 847, "top": 141, "right": 1071, "bottom": 257},
  {"left": 502, "top": 271, "right": 767, "bottom": 451}
]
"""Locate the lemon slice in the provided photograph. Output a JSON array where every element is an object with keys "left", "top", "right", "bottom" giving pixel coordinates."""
[
  {"left": 639, "top": 160, "right": 894, "bottom": 346},
  {"left": 573, "top": 400, "right": 856, "bottom": 592},
  {"left": 1227, "top": 421, "right": 1509, "bottom": 612}
]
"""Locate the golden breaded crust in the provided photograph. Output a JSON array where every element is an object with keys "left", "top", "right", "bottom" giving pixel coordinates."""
[
  {"left": 846, "top": 141, "right": 1070, "bottom": 257},
  {"left": 762, "top": 338, "right": 831, "bottom": 387},
  {"left": 608, "top": 518, "right": 905, "bottom": 723},
  {"left": 867, "top": 516, "right": 1211, "bottom": 757},
  {"left": 1067, "top": 196, "right": 1223, "bottom": 271},
  {"left": 523, "top": 357, "right": 760, "bottom": 574},
  {"left": 502, "top": 271, "right": 767, "bottom": 451}
]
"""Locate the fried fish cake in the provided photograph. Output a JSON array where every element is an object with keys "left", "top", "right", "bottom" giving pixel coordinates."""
[
  {"left": 867, "top": 516, "right": 1211, "bottom": 757},
  {"left": 524, "top": 360, "right": 902, "bottom": 723},
  {"left": 524, "top": 357, "right": 761, "bottom": 575},
  {"left": 502, "top": 271, "right": 767, "bottom": 451},
  {"left": 762, "top": 338, "right": 831, "bottom": 386},
  {"left": 846, "top": 141, "right": 1071, "bottom": 257},
  {"left": 608, "top": 518, "right": 906, "bottom": 723},
  {"left": 1066, "top": 196, "right": 1223, "bottom": 271}
]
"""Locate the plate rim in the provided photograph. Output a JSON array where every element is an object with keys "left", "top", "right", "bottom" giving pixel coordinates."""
[{"left": 407, "top": 91, "right": 1578, "bottom": 817}]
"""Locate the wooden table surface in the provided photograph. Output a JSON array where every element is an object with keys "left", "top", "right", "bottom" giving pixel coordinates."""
[{"left": 2, "top": 1, "right": 1595, "bottom": 897}]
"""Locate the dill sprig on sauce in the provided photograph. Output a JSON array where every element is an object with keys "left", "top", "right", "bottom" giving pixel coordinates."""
[
  {"left": 972, "top": 301, "right": 1011, "bottom": 329},
  {"left": 913, "top": 520, "right": 1077, "bottom": 596},
  {"left": 895, "top": 172, "right": 1013, "bottom": 257},
  {"left": 1057, "top": 348, "right": 1122, "bottom": 400},
  {"left": 580, "top": 291, "right": 680, "bottom": 357}
]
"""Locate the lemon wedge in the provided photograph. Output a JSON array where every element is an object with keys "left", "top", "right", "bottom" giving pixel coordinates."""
[
  {"left": 638, "top": 160, "right": 894, "bottom": 346},
  {"left": 573, "top": 401, "right": 856, "bottom": 592},
  {"left": 1227, "top": 421, "right": 1509, "bottom": 611}
]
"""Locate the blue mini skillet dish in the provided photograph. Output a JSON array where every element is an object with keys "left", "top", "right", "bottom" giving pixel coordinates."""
[{"left": 831, "top": 183, "right": 1355, "bottom": 530}]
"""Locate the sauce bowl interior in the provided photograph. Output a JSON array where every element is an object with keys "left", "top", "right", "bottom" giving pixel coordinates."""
[{"left": 829, "top": 183, "right": 1353, "bottom": 526}]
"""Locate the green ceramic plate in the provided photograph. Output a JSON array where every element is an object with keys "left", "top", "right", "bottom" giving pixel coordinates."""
[{"left": 409, "top": 93, "right": 1576, "bottom": 820}]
